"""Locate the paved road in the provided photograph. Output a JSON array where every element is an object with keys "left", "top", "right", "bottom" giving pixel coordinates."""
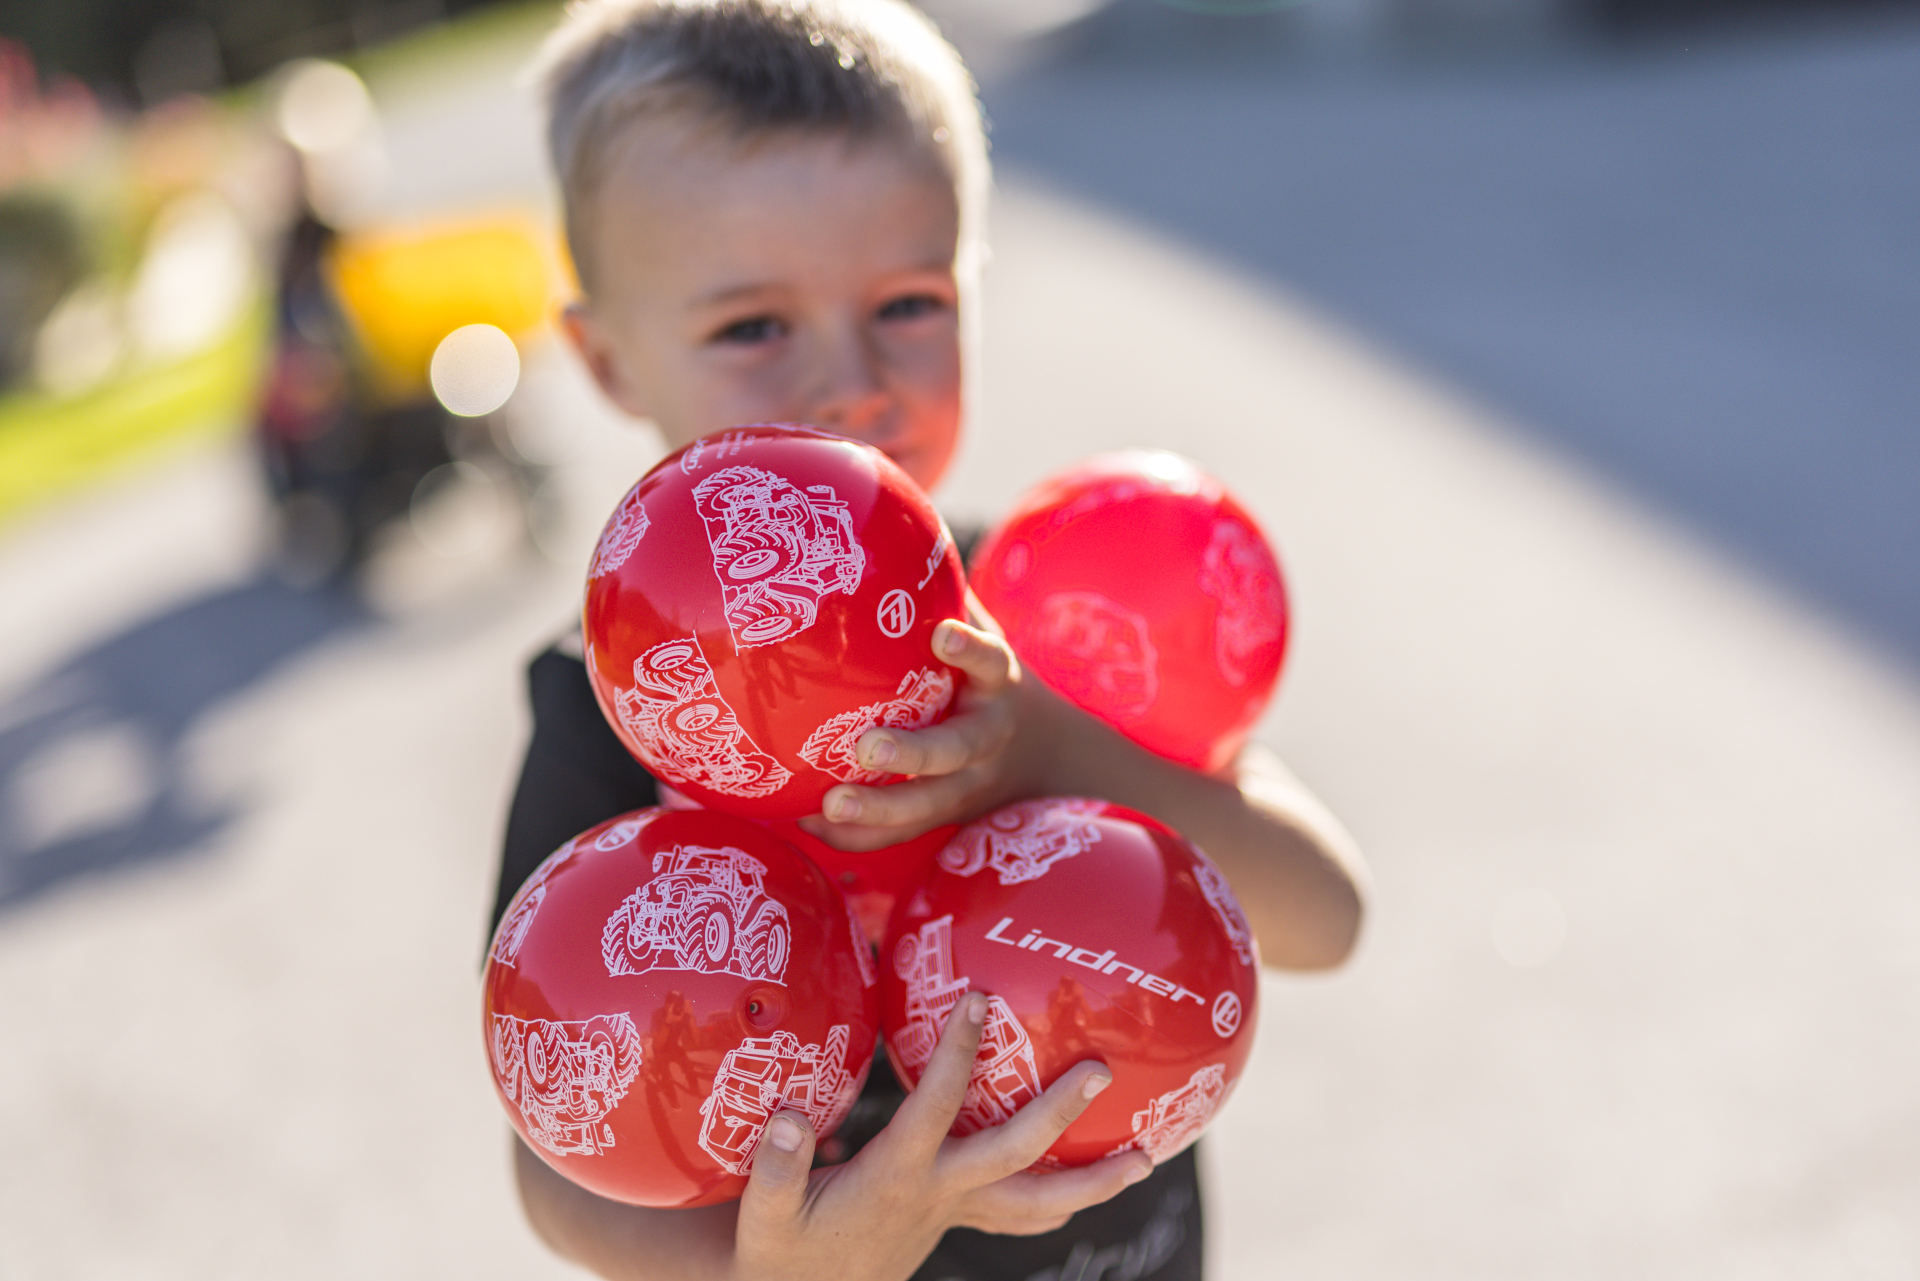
[
  {"left": 2, "top": 12, "right": 1917, "bottom": 1280},
  {"left": 975, "top": 5, "right": 1920, "bottom": 668}
]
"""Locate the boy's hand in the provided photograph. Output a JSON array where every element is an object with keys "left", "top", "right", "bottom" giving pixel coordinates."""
[
  {"left": 731, "top": 993, "right": 1150, "bottom": 1281},
  {"left": 801, "top": 603, "right": 1045, "bottom": 852}
]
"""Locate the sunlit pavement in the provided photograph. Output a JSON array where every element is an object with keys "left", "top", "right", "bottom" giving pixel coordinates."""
[{"left": 3, "top": 16, "right": 1919, "bottom": 1281}]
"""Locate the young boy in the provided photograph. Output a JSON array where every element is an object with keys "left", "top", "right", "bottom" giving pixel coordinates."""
[{"left": 490, "top": 2, "right": 1369, "bottom": 1277}]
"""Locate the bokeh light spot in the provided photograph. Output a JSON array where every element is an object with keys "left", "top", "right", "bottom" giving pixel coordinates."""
[
  {"left": 275, "top": 60, "right": 374, "bottom": 154},
  {"left": 430, "top": 324, "right": 520, "bottom": 417}
]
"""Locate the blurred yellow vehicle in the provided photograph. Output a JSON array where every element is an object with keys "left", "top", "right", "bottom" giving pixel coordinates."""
[{"left": 257, "top": 208, "right": 564, "bottom": 582}]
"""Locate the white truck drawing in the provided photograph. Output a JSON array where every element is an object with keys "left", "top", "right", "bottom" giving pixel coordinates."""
[
  {"left": 589, "top": 487, "right": 651, "bottom": 579},
  {"left": 602, "top": 844, "right": 792, "bottom": 983},
  {"left": 1028, "top": 590, "right": 1159, "bottom": 719},
  {"left": 615, "top": 636, "right": 793, "bottom": 800},
  {"left": 490, "top": 1013, "right": 644, "bottom": 1158},
  {"left": 1109, "top": 1063, "right": 1227, "bottom": 1165},
  {"left": 1193, "top": 859, "right": 1257, "bottom": 968},
  {"left": 890, "top": 915, "right": 1041, "bottom": 1134},
  {"left": 936, "top": 799, "right": 1105, "bottom": 886},
  {"left": 693, "top": 465, "right": 867, "bottom": 648},
  {"left": 798, "top": 667, "right": 955, "bottom": 784},
  {"left": 489, "top": 834, "right": 585, "bottom": 969},
  {"left": 697, "top": 1025, "right": 862, "bottom": 1174},
  {"left": 1197, "top": 517, "right": 1282, "bottom": 688}
]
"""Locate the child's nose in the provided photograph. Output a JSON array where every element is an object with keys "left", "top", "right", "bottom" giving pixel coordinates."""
[{"left": 807, "top": 333, "right": 893, "bottom": 438}]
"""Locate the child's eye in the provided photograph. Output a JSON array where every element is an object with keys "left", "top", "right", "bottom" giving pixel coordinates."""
[
  {"left": 712, "top": 315, "right": 786, "bottom": 345},
  {"left": 877, "top": 293, "right": 947, "bottom": 322}
]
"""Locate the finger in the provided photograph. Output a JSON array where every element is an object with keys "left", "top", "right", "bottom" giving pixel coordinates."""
[
  {"left": 946, "top": 1060, "right": 1113, "bottom": 1185},
  {"left": 735, "top": 1110, "right": 815, "bottom": 1241},
  {"left": 795, "top": 810, "right": 946, "bottom": 852},
  {"left": 853, "top": 697, "right": 1014, "bottom": 780},
  {"left": 932, "top": 620, "right": 1016, "bottom": 693},
  {"left": 957, "top": 1152, "right": 1154, "bottom": 1232},
  {"left": 881, "top": 992, "right": 986, "bottom": 1166},
  {"left": 817, "top": 768, "right": 980, "bottom": 834}
]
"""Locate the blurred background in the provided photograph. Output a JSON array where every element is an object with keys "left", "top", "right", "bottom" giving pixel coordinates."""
[{"left": 0, "top": 0, "right": 1916, "bottom": 1277}]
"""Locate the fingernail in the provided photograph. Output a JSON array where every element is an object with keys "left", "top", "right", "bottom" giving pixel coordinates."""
[
  {"left": 1123, "top": 1161, "right": 1150, "bottom": 1185},
  {"left": 939, "top": 623, "right": 966, "bottom": 657},
  {"left": 864, "top": 737, "right": 897, "bottom": 768},
  {"left": 1081, "top": 1072, "right": 1111, "bottom": 1101},
  {"left": 828, "top": 793, "right": 860, "bottom": 823},
  {"left": 766, "top": 1116, "right": 804, "bottom": 1153},
  {"left": 967, "top": 994, "right": 986, "bottom": 1025}
]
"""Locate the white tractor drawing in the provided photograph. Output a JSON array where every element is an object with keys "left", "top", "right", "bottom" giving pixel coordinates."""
[
  {"left": 1198, "top": 517, "right": 1283, "bottom": 688},
  {"left": 1027, "top": 590, "right": 1159, "bottom": 719},
  {"left": 798, "top": 667, "right": 955, "bottom": 784},
  {"left": 589, "top": 487, "right": 651, "bottom": 579},
  {"left": 490, "top": 1013, "right": 644, "bottom": 1158},
  {"left": 1108, "top": 1063, "right": 1228, "bottom": 1165},
  {"left": 697, "top": 1025, "right": 862, "bottom": 1174},
  {"left": 936, "top": 798, "right": 1106, "bottom": 886},
  {"left": 614, "top": 636, "right": 793, "bottom": 799},
  {"left": 602, "top": 844, "right": 792, "bottom": 983},
  {"left": 693, "top": 465, "right": 868, "bottom": 648},
  {"left": 890, "top": 915, "right": 1041, "bottom": 1132}
]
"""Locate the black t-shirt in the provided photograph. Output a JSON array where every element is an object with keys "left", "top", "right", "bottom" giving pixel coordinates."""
[{"left": 491, "top": 644, "right": 1205, "bottom": 1281}]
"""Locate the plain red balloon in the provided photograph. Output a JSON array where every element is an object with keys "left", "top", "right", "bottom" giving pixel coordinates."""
[
  {"left": 484, "top": 807, "right": 880, "bottom": 1208},
  {"left": 971, "top": 451, "right": 1288, "bottom": 775},
  {"left": 584, "top": 424, "right": 969, "bottom": 819},
  {"left": 880, "top": 798, "right": 1260, "bottom": 1169}
]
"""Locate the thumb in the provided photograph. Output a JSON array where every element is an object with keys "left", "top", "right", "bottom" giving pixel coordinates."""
[{"left": 737, "top": 1110, "right": 815, "bottom": 1238}]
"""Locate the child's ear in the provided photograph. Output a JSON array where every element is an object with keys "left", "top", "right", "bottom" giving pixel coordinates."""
[{"left": 561, "top": 301, "right": 652, "bottom": 420}]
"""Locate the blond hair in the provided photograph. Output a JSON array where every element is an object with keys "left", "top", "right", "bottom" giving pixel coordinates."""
[{"left": 535, "top": 0, "right": 989, "bottom": 295}]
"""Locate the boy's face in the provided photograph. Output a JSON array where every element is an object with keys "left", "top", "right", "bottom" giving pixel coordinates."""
[{"left": 564, "top": 114, "right": 964, "bottom": 492}]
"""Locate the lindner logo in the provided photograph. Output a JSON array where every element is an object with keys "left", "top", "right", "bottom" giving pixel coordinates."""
[
  {"left": 1211, "top": 991, "right": 1241, "bottom": 1038},
  {"left": 983, "top": 916, "right": 1207, "bottom": 1008},
  {"left": 917, "top": 527, "right": 951, "bottom": 590},
  {"left": 877, "top": 589, "right": 915, "bottom": 638}
]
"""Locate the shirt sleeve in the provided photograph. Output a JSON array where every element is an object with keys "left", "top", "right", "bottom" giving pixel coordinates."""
[{"left": 487, "top": 645, "right": 659, "bottom": 942}]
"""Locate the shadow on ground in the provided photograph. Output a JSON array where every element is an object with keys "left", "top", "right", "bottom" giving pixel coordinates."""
[
  {"left": 0, "top": 579, "right": 363, "bottom": 912},
  {"left": 980, "top": 4, "right": 1920, "bottom": 667}
]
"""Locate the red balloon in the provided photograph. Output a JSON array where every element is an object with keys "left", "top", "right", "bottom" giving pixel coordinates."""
[
  {"left": 767, "top": 819, "right": 954, "bottom": 949},
  {"left": 483, "top": 807, "right": 879, "bottom": 1207},
  {"left": 880, "top": 799, "right": 1260, "bottom": 1169},
  {"left": 584, "top": 424, "right": 969, "bottom": 819},
  {"left": 658, "top": 781, "right": 951, "bottom": 950},
  {"left": 972, "top": 451, "right": 1288, "bottom": 774}
]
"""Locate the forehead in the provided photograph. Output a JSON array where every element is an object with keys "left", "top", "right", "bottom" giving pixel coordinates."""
[{"left": 589, "top": 113, "right": 960, "bottom": 308}]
